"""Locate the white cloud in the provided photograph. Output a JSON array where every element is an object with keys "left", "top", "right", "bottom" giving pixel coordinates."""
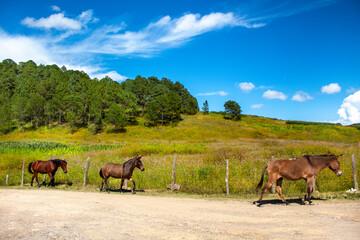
[
  {"left": 291, "top": 91, "right": 314, "bottom": 102},
  {"left": 198, "top": 91, "right": 228, "bottom": 96},
  {"left": 239, "top": 82, "right": 255, "bottom": 92},
  {"left": 21, "top": 10, "right": 97, "bottom": 31},
  {"left": 251, "top": 104, "right": 263, "bottom": 109},
  {"left": 22, "top": 13, "right": 83, "bottom": 31},
  {"left": 91, "top": 71, "right": 127, "bottom": 81},
  {"left": 51, "top": 5, "right": 61, "bottom": 12},
  {"left": 263, "top": 90, "right": 287, "bottom": 100},
  {"left": 321, "top": 83, "right": 341, "bottom": 94},
  {"left": 0, "top": 30, "right": 53, "bottom": 64},
  {"left": 337, "top": 91, "right": 360, "bottom": 125}
]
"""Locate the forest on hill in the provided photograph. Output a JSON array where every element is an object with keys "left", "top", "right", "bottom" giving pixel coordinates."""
[{"left": 0, "top": 59, "right": 199, "bottom": 134}]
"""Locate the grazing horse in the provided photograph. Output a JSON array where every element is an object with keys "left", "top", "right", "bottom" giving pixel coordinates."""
[
  {"left": 254, "top": 154, "right": 342, "bottom": 206},
  {"left": 28, "top": 159, "right": 68, "bottom": 187},
  {"left": 99, "top": 156, "right": 145, "bottom": 194}
]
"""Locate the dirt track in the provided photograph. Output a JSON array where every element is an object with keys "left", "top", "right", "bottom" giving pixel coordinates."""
[{"left": 1, "top": 189, "right": 359, "bottom": 240}]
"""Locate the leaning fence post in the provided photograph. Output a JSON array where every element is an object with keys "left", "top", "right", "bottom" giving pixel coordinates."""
[
  {"left": 167, "top": 155, "right": 181, "bottom": 191},
  {"left": 83, "top": 157, "right": 90, "bottom": 187},
  {"left": 21, "top": 157, "right": 25, "bottom": 186},
  {"left": 352, "top": 154, "right": 359, "bottom": 191},
  {"left": 271, "top": 156, "right": 275, "bottom": 193},
  {"left": 6, "top": 175, "right": 8, "bottom": 185},
  {"left": 225, "top": 159, "right": 229, "bottom": 196}
]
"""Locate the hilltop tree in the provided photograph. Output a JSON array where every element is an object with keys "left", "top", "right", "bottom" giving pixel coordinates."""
[
  {"left": 224, "top": 100, "right": 242, "bottom": 121},
  {"left": 202, "top": 100, "right": 209, "bottom": 114}
]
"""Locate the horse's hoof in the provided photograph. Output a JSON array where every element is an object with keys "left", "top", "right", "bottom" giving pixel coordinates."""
[
  {"left": 132, "top": 191, "right": 136, "bottom": 194},
  {"left": 309, "top": 201, "right": 314, "bottom": 205},
  {"left": 285, "top": 201, "right": 289, "bottom": 205},
  {"left": 253, "top": 201, "right": 257, "bottom": 205}
]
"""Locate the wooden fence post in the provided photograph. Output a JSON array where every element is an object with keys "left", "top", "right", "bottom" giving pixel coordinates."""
[
  {"left": 83, "top": 157, "right": 90, "bottom": 187},
  {"left": 225, "top": 159, "right": 229, "bottom": 196},
  {"left": 352, "top": 154, "right": 359, "bottom": 191},
  {"left": 6, "top": 175, "right": 8, "bottom": 185},
  {"left": 271, "top": 156, "right": 275, "bottom": 193},
  {"left": 167, "top": 155, "right": 180, "bottom": 191},
  {"left": 21, "top": 157, "right": 25, "bottom": 186}
]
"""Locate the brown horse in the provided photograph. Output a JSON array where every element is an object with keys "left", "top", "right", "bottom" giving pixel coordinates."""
[
  {"left": 28, "top": 159, "right": 68, "bottom": 187},
  {"left": 254, "top": 154, "right": 342, "bottom": 206},
  {"left": 99, "top": 156, "right": 145, "bottom": 194}
]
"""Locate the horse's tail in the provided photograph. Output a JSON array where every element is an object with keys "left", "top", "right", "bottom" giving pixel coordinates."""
[
  {"left": 99, "top": 168, "right": 104, "bottom": 179},
  {"left": 256, "top": 165, "right": 268, "bottom": 190},
  {"left": 28, "top": 162, "right": 34, "bottom": 174}
]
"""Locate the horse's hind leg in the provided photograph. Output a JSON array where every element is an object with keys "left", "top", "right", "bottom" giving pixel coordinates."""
[
  {"left": 306, "top": 177, "right": 314, "bottom": 205},
  {"left": 31, "top": 174, "right": 35, "bottom": 187},
  {"left": 130, "top": 178, "right": 136, "bottom": 194},
  {"left": 104, "top": 177, "right": 110, "bottom": 193},
  {"left": 34, "top": 172, "right": 41, "bottom": 188},
  {"left": 276, "top": 178, "right": 288, "bottom": 205}
]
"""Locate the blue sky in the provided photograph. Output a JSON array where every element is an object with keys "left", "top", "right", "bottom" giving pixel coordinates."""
[{"left": 0, "top": 0, "right": 359, "bottom": 124}]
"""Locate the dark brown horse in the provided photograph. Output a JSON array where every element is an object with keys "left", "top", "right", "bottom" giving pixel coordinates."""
[
  {"left": 28, "top": 159, "right": 68, "bottom": 187},
  {"left": 254, "top": 154, "right": 342, "bottom": 206},
  {"left": 99, "top": 156, "right": 145, "bottom": 194}
]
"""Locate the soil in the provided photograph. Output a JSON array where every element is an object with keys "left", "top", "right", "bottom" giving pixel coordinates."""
[{"left": 1, "top": 189, "right": 359, "bottom": 240}]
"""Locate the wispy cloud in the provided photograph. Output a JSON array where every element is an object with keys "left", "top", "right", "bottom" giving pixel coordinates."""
[
  {"left": 251, "top": 104, "right": 264, "bottom": 109},
  {"left": 291, "top": 91, "right": 313, "bottom": 102},
  {"left": 346, "top": 87, "right": 359, "bottom": 94},
  {"left": 68, "top": 12, "right": 264, "bottom": 57},
  {"left": 263, "top": 90, "right": 287, "bottom": 100},
  {"left": 51, "top": 5, "right": 61, "bottom": 12},
  {"left": 198, "top": 91, "right": 229, "bottom": 96},
  {"left": 321, "top": 83, "right": 341, "bottom": 94}
]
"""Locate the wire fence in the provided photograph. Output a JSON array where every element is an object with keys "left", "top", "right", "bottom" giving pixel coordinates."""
[{"left": 1, "top": 153, "right": 359, "bottom": 195}]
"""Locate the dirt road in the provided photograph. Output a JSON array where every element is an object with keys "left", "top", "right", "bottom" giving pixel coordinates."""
[{"left": 1, "top": 189, "right": 359, "bottom": 240}]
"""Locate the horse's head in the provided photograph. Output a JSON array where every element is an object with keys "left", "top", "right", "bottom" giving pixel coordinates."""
[
  {"left": 329, "top": 155, "right": 342, "bottom": 176},
  {"left": 61, "top": 160, "right": 68, "bottom": 174},
  {"left": 135, "top": 156, "right": 145, "bottom": 172}
]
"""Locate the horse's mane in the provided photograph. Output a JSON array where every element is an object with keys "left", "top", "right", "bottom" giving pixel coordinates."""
[
  {"left": 123, "top": 156, "right": 138, "bottom": 165},
  {"left": 51, "top": 159, "right": 66, "bottom": 165}
]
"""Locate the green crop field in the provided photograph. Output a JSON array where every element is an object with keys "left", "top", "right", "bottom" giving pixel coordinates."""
[{"left": 1, "top": 113, "right": 359, "bottom": 196}]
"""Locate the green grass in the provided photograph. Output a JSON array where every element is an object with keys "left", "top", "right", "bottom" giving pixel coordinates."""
[{"left": 0, "top": 113, "right": 359, "bottom": 196}]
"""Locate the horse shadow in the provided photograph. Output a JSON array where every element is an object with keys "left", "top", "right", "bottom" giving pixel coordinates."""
[
  {"left": 107, "top": 188, "right": 145, "bottom": 193},
  {"left": 254, "top": 197, "right": 327, "bottom": 206}
]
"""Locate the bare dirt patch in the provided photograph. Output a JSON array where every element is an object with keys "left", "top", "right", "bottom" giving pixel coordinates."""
[{"left": 1, "top": 189, "right": 359, "bottom": 240}]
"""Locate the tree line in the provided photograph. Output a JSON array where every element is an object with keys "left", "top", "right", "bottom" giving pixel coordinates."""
[{"left": 0, "top": 59, "right": 199, "bottom": 134}]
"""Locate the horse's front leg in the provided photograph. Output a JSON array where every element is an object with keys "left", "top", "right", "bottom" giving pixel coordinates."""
[
  {"left": 130, "top": 178, "right": 136, "bottom": 194},
  {"left": 47, "top": 172, "right": 53, "bottom": 187},
  {"left": 120, "top": 178, "right": 124, "bottom": 193}
]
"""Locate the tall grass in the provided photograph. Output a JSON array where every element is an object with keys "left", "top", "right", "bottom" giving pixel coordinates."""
[{"left": 0, "top": 113, "right": 359, "bottom": 195}]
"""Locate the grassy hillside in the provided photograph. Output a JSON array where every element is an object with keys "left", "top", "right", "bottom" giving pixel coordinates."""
[{"left": 1, "top": 113, "right": 359, "bottom": 195}]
